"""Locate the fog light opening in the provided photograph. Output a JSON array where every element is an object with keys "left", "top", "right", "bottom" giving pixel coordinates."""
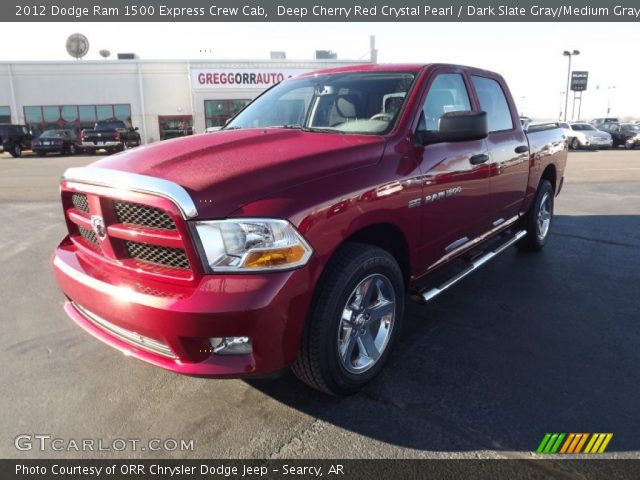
[{"left": 209, "top": 337, "right": 252, "bottom": 355}]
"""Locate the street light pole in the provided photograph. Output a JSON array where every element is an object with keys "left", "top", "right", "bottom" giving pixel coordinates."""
[
  {"left": 606, "top": 85, "right": 615, "bottom": 115},
  {"left": 562, "top": 49, "right": 580, "bottom": 122}
]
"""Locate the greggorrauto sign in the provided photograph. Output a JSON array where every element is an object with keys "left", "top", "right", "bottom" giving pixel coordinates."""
[{"left": 191, "top": 68, "right": 309, "bottom": 89}]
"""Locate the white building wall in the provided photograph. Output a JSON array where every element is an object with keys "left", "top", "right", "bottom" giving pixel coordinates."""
[{"left": 0, "top": 58, "right": 368, "bottom": 143}]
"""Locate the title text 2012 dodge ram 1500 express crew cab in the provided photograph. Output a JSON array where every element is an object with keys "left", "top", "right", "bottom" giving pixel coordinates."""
[{"left": 53, "top": 64, "right": 567, "bottom": 395}]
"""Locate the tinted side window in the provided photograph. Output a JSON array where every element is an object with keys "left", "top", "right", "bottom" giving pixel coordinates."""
[
  {"left": 471, "top": 76, "right": 514, "bottom": 132},
  {"left": 420, "top": 73, "right": 471, "bottom": 132}
]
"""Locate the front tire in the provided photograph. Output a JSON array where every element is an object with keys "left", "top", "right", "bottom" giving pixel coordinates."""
[
  {"left": 570, "top": 138, "right": 580, "bottom": 150},
  {"left": 10, "top": 144, "right": 22, "bottom": 158},
  {"left": 517, "top": 179, "right": 554, "bottom": 252},
  {"left": 292, "top": 243, "right": 405, "bottom": 395}
]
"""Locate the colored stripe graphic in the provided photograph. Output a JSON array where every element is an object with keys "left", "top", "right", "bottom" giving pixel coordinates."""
[
  {"left": 538, "top": 433, "right": 613, "bottom": 454},
  {"left": 574, "top": 433, "right": 589, "bottom": 453},
  {"left": 536, "top": 433, "right": 552, "bottom": 453},
  {"left": 584, "top": 434, "right": 598, "bottom": 453},
  {"left": 560, "top": 433, "right": 575, "bottom": 453},
  {"left": 598, "top": 434, "right": 613, "bottom": 453}
]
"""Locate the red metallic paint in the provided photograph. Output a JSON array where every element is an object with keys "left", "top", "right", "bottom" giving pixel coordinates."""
[{"left": 52, "top": 63, "right": 567, "bottom": 377}]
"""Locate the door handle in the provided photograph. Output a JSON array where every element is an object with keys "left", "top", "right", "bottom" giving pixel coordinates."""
[
  {"left": 469, "top": 153, "right": 490, "bottom": 165},
  {"left": 514, "top": 145, "right": 529, "bottom": 153}
]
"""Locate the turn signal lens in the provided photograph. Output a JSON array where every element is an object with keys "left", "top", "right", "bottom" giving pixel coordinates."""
[{"left": 243, "top": 245, "right": 307, "bottom": 269}]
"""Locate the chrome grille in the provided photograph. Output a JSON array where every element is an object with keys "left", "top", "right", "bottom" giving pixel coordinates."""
[
  {"left": 114, "top": 201, "right": 176, "bottom": 230},
  {"left": 78, "top": 226, "right": 99, "bottom": 248},
  {"left": 71, "top": 193, "right": 89, "bottom": 214},
  {"left": 125, "top": 241, "right": 189, "bottom": 270}
]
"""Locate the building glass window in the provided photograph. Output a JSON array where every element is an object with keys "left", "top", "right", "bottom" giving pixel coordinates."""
[
  {"left": 205, "top": 99, "right": 250, "bottom": 128},
  {"left": 0, "top": 106, "right": 10, "bottom": 123},
  {"left": 96, "top": 105, "right": 114, "bottom": 121},
  {"left": 23, "top": 104, "right": 132, "bottom": 137},
  {"left": 158, "top": 115, "right": 194, "bottom": 140}
]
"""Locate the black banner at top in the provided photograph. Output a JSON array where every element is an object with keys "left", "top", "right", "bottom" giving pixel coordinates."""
[{"left": 5, "top": 0, "right": 640, "bottom": 22}]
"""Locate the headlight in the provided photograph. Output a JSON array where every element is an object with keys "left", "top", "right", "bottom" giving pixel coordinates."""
[{"left": 194, "top": 218, "right": 313, "bottom": 272}]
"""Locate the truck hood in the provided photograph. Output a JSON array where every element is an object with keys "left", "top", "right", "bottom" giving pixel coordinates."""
[{"left": 91, "top": 128, "right": 386, "bottom": 218}]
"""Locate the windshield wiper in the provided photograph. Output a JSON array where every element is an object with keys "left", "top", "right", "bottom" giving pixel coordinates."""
[
  {"left": 271, "top": 124, "right": 303, "bottom": 130},
  {"left": 301, "top": 126, "right": 341, "bottom": 134}
]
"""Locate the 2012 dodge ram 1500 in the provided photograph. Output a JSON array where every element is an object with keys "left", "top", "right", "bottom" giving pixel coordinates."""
[{"left": 53, "top": 64, "right": 567, "bottom": 395}]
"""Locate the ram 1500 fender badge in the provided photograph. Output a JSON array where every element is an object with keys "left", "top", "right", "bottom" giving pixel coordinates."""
[
  {"left": 425, "top": 186, "right": 463, "bottom": 204},
  {"left": 90, "top": 215, "right": 107, "bottom": 241}
]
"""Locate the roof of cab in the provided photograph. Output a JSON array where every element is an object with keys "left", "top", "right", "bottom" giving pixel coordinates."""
[{"left": 296, "top": 63, "right": 503, "bottom": 80}]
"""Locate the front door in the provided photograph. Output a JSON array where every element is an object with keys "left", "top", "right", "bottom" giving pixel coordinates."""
[{"left": 416, "top": 71, "right": 493, "bottom": 271}]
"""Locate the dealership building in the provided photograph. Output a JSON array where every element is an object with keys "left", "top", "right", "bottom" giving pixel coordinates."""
[{"left": 0, "top": 57, "right": 367, "bottom": 142}]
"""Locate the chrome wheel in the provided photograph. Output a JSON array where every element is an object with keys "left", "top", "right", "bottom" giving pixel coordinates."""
[
  {"left": 537, "top": 191, "right": 552, "bottom": 240},
  {"left": 337, "top": 273, "right": 396, "bottom": 374}
]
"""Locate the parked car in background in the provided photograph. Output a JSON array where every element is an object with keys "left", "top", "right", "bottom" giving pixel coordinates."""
[
  {"left": 80, "top": 119, "right": 141, "bottom": 154},
  {"left": 567, "top": 122, "right": 613, "bottom": 150},
  {"left": 598, "top": 122, "right": 640, "bottom": 149},
  {"left": 53, "top": 63, "right": 568, "bottom": 395},
  {"left": 557, "top": 121, "right": 573, "bottom": 145},
  {"left": 32, "top": 129, "right": 82, "bottom": 156},
  {"left": 0, "top": 124, "right": 33, "bottom": 157},
  {"left": 591, "top": 117, "right": 619, "bottom": 127}
]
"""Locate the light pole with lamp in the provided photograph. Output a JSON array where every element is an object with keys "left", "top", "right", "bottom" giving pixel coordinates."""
[
  {"left": 606, "top": 85, "right": 616, "bottom": 116},
  {"left": 562, "top": 50, "right": 580, "bottom": 121}
]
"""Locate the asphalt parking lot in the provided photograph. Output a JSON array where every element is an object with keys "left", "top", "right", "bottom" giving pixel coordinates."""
[{"left": 1, "top": 148, "right": 639, "bottom": 460}]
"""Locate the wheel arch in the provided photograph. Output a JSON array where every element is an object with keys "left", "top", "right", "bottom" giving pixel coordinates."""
[{"left": 340, "top": 222, "right": 412, "bottom": 287}]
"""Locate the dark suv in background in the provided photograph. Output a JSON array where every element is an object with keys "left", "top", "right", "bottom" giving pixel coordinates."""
[
  {"left": 0, "top": 124, "right": 33, "bottom": 157},
  {"left": 598, "top": 122, "right": 640, "bottom": 149}
]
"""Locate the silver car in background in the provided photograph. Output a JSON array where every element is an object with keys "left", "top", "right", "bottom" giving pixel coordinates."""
[{"left": 568, "top": 122, "right": 613, "bottom": 150}]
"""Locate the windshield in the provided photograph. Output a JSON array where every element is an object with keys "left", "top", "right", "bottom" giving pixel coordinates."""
[
  {"left": 40, "top": 130, "right": 67, "bottom": 138},
  {"left": 571, "top": 124, "right": 595, "bottom": 131},
  {"left": 226, "top": 72, "right": 416, "bottom": 135}
]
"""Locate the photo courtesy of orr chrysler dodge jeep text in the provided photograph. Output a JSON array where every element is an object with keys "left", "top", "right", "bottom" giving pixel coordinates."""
[{"left": 52, "top": 64, "right": 567, "bottom": 395}]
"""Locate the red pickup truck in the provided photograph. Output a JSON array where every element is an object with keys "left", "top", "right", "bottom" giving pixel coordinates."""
[{"left": 53, "top": 64, "right": 567, "bottom": 395}]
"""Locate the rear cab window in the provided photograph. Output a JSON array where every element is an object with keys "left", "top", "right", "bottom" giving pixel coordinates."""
[{"left": 471, "top": 75, "right": 514, "bottom": 132}]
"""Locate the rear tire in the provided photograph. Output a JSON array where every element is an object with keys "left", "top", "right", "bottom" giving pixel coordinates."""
[
  {"left": 292, "top": 243, "right": 405, "bottom": 395},
  {"left": 570, "top": 138, "right": 579, "bottom": 150},
  {"left": 517, "top": 179, "right": 554, "bottom": 252}
]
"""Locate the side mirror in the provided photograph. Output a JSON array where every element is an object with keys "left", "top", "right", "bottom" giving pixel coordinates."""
[
  {"left": 416, "top": 111, "right": 488, "bottom": 146},
  {"left": 134, "top": 127, "right": 139, "bottom": 131}
]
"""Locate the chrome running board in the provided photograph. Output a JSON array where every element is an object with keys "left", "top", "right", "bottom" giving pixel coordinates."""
[{"left": 421, "top": 230, "right": 527, "bottom": 303}]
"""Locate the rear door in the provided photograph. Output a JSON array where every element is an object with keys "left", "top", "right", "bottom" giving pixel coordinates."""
[
  {"left": 415, "top": 70, "right": 492, "bottom": 270},
  {"left": 470, "top": 74, "right": 530, "bottom": 224}
]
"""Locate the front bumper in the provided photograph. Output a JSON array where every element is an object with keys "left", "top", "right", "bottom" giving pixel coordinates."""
[
  {"left": 81, "top": 141, "right": 120, "bottom": 149},
  {"left": 582, "top": 138, "right": 613, "bottom": 149},
  {"left": 53, "top": 237, "right": 314, "bottom": 377}
]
